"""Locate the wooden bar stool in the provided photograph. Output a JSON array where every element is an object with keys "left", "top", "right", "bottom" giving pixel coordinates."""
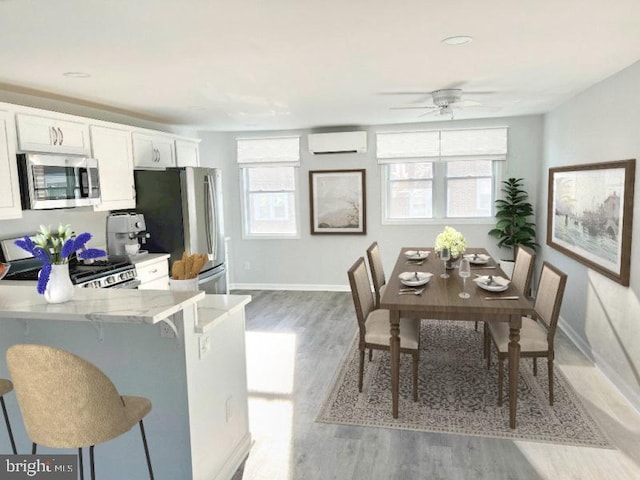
[
  {"left": 0, "top": 378, "right": 17, "bottom": 454},
  {"left": 6, "top": 344, "right": 154, "bottom": 480}
]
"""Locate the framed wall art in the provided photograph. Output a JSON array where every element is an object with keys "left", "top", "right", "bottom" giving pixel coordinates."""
[
  {"left": 547, "top": 159, "right": 635, "bottom": 285},
  {"left": 309, "top": 169, "right": 366, "bottom": 234}
]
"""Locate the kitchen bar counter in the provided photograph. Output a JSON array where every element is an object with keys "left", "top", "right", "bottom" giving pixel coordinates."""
[
  {"left": 0, "top": 285, "right": 251, "bottom": 480},
  {"left": 0, "top": 284, "right": 204, "bottom": 324}
]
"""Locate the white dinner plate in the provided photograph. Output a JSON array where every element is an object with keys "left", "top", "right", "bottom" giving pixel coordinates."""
[
  {"left": 464, "top": 253, "right": 491, "bottom": 265},
  {"left": 404, "top": 250, "right": 429, "bottom": 260},
  {"left": 399, "top": 271, "right": 433, "bottom": 287},
  {"left": 473, "top": 275, "right": 510, "bottom": 292}
]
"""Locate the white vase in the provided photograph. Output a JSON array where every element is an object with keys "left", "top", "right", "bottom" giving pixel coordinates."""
[
  {"left": 44, "top": 263, "right": 75, "bottom": 304},
  {"left": 169, "top": 277, "right": 199, "bottom": 291}
]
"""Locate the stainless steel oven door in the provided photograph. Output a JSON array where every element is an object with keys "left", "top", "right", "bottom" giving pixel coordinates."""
[
  {"left": 110, "top": 279, "right": 141, "bottom": 289},
  {"left": 19, "top": 153, "right": 101, "bottom": 209},
  {"left": 77, "top": 278, "right": 141, "bottom": 289}
]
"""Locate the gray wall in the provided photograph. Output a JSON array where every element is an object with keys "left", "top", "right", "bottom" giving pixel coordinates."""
[
  {"left": 198, "top": 115, "right": 544, "bottom": 290},
  {"left": 541, "top": 60, "right": 640, "bottom": 409}
]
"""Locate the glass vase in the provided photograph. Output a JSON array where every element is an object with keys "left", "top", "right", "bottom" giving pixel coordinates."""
[{"left": 44, "top": 263, "right": 75, "bottom": 304}]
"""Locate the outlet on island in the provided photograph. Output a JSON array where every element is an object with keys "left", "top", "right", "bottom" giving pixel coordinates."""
[{"left": 243, "top": 261, "right": 251, "bottom": 270}]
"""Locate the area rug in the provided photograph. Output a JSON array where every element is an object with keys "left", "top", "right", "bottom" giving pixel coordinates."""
[{"left": 317, "top": 320, "right": 611, "bottom": 447}]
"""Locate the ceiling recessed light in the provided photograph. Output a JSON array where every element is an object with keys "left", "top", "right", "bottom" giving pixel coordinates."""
[
  {"left": 63, "top": 72, "right": 91, "bottom": 78},
  {"left": 442, "top": 36, "right": 473, "bottom": 46}
]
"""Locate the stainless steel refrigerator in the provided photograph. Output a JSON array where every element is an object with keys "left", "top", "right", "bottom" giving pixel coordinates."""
[{"left": 133, "top": 167, "right": 227, "bottom": 294}]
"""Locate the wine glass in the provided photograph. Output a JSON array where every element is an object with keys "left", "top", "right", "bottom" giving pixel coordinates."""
[
  {"left": 458, "top": 258, "right": 471, "bottom": 299},
  {"left": 440, "top": 247, "right": 450, "bottom": 279}
]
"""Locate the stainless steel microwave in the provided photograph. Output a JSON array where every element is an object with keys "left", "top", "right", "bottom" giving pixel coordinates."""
[{"left": 18, "top": 153, "right": 101, "bottom": 209}]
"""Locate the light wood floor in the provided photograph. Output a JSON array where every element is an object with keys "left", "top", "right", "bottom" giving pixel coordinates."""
[{"left": 235, "top": 290, "right": 640, "bottom": 480}]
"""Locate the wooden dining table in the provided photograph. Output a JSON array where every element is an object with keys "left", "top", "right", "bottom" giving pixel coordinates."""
[{"left": 379, "top": 247, "right": 536, "bottom": 429}]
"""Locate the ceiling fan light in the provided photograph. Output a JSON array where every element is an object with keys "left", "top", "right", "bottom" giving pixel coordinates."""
[
  {"left": 440, "top": 105, "right": 452, "bottom": 115},
  {"left": 442, "top": 35, "right": 473, "bottom": 46}
]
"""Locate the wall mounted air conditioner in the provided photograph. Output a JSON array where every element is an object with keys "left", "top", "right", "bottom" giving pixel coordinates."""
[{"left": 308, "top": 131, "right": 367, "bottom": 154}]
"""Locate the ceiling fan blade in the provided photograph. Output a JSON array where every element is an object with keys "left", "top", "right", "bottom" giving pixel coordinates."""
[
  {"left": 378, "top": 91, "right": 432, "bottom": 95},
  {"left": 456, "top": 99, "right": 483, "bottom": 107},
  {"left": 390, "top": 106, "right": 436, "bottom": 110}
]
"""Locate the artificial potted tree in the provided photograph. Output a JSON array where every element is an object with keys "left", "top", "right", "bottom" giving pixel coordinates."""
[{"left": 488, "top": 177, "right": 538, "bottom": 277}]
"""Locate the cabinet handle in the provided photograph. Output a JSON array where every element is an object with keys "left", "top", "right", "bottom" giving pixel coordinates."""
[
  {"left": 58, "top": 127, "right": 64, "bottom": 145},
  {"left": 150, "top": 269, "right": 158, "bottom": 274},
  {"left": 51, "top": 126, "right": 58, "bottom": 145}
]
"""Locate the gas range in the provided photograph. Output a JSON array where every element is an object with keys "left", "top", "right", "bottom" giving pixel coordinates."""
[{"left": 3, "top": 257, "right": 139, "bottom": 289}]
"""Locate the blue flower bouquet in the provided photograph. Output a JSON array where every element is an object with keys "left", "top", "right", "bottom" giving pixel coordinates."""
[{"left": 15, "top": 224, "right": 106, "bottom": 294}]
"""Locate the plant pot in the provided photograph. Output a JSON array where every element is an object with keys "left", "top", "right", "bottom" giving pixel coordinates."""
[
  {"left": 446, "top": 257, "right": 459, "bottom": 270},
  {"left": 43, "top": 263, "right": 75, "bottom": 304}
]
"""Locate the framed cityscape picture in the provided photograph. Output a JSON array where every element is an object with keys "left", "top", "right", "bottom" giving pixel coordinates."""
[
  {"left": 547, "top": 159, "right": 635, "bottom": 285},
  {"left": 309, "top": 169, "right": 366, "bottom": 234}
]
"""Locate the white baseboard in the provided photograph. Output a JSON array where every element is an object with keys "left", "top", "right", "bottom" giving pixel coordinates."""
[
  {"left": 230, "top": 282, "right": 350, "bottom": 292},
  {"left": 213, "top": 432, "right": 252, "bottom": 480},
  {"left": 559, "top": 317, "right": 640, "bottom": 413}
]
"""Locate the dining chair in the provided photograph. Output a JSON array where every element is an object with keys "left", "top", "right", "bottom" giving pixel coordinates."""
[
  {"left": 482, "top": 245, "right": 536, "bottom": 350},
  {"left": 366, "top": 241, "right": 386, "bottom": 309},
  {"left": 348, "top": 257, "right": 420, "bottom": 401},
  {"left": 510, "top": 245, "right": 537, "bottom": 298},
  {"left": 7, "top": 344, "right": 154, "bottom": 480},
  {"left": 486, "top": 262, "right": 567, "bottom": 406},
  {"left": 0, "top": 378, "right": 17, "bottom": 454}
]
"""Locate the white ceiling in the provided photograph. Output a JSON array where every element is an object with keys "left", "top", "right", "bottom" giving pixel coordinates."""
[{"left": 2, "top": 0, "right": 640, "bottom": 132}]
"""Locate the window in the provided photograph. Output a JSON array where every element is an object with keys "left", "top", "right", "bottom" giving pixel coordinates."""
[
  {"left": 446, "top": 160, "right": 493, "bottom": 217},
  {"left": 237, "top": 137, "right": 300, "bottom": 238},
  {"left": 378, "top": 128, "right": 507, "bottom": 222},
  {"left": 387, "top": 162, "right": 433, "bottom": 219}
]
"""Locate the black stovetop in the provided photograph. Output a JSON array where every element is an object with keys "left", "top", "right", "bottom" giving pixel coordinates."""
[{"left": 4, "top": 257, "right": 133, "bottom": 284}]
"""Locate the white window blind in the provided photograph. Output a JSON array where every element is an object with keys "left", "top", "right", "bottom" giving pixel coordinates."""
[
  {"left": 376, "top": 131, "right": 440, "bottom": 162},
  {"left": 377, "top": 127, "right": 507, "bottom": 163},
  {"left": 237, "top": 136, "right": 300, "bottom": 166},
  {"left": 440, "top": 128, "right": 507, "bottom": 161}
]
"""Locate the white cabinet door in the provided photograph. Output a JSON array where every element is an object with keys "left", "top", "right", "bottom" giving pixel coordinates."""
[
  {"left": 16, "top": 113, "right": 91, "bottom": 155},
  {"left": 138, "top": 276, "right": 170, "bottom": 290},
  {"left": 90, "top": 125, "right": 135, "bottom": 211},
  {"left": 132, "top": 133, "right": 175, "bottom": 169},
  {"left": 0, "top": 111, "right": 22, "bottom": 219},
  {"left": 175, "top": 140, "right": 200, "bottom": 167},
  {"left": 136, "top": 257, "right": 170, "bottom": 290}
]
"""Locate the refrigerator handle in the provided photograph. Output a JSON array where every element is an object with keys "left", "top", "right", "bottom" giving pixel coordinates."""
[{"left": 204, "top": 175, "right": 217, "bottom": 259}]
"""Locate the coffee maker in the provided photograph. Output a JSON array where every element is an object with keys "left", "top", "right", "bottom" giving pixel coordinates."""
[{"left": 106, "top": 212, "right": 150, "bottom": 256}]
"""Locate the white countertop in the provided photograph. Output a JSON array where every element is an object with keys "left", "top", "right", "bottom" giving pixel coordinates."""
[
  {"left": 128, "top": 252, "right": 170, "bottom": 265},
  {"left": 0, "top": 285, "right": 204, "bottom": 324},
  {"left": 196, "top": 294, "right": 252, "bottom": 333}
]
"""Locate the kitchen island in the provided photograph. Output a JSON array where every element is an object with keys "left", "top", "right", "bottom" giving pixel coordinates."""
[{"left": 0, "top": 285, "right": 251, "bottom": 480}]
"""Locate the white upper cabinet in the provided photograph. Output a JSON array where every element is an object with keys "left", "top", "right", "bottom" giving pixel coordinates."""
[
  {"left": 0, "top": 111, "right": 22, "bottom": 219},
  {"left": 90, "top": 125, "right": 135, "bottom": 211},
  {"left": 175, "top": 139, "right": 200, "bottom": 167},
  {"left": 132, "top": 132, "right": 175, "bottom": 169},
  {"left": 16, "top": 113, "right": 91, "bottom": 155}
]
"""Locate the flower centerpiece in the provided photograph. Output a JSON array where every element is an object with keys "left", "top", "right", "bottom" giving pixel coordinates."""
[
  {"left": 15, "top": 224, "right": 106, "bottom": 300},
  {"left": 434, "top": 226, "right": 466, "bottom": 265}
]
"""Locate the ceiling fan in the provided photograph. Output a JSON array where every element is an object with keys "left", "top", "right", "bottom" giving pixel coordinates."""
[{"left": 388, "top": 88, "right": 484, "bottom": 119}]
